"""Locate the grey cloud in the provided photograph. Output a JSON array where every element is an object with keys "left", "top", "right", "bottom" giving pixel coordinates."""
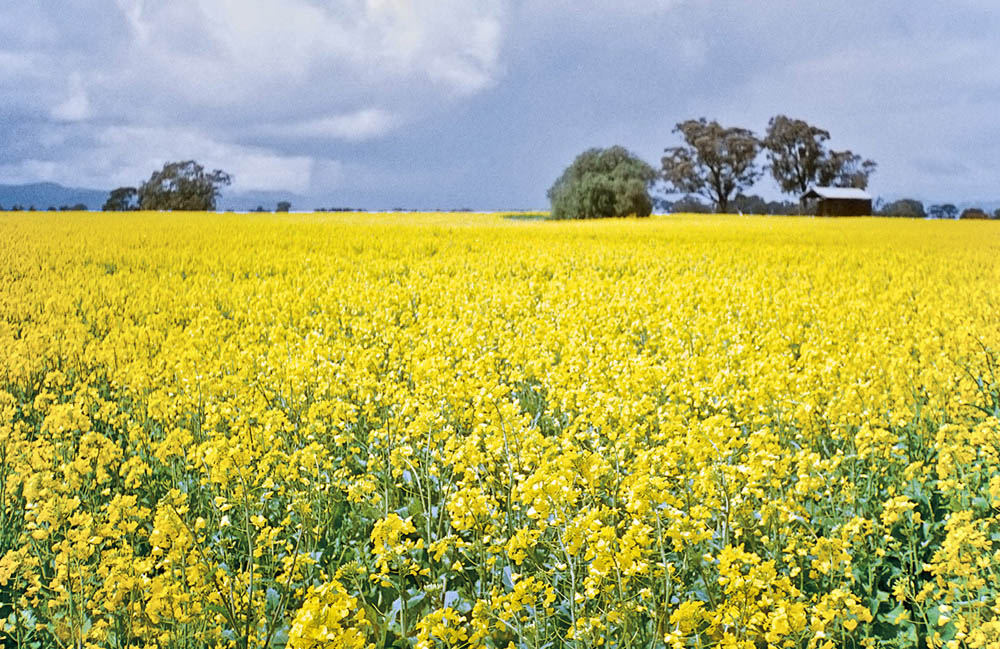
[{"left": 1, "top": 1, "right": 998, "bottom": 207}]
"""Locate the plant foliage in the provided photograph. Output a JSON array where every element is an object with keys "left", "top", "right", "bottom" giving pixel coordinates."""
[
  {"left": 662, "top": 119, "right": 762, "bottom": 213},
  {"left": 547, "top": 146, "right": 656, "bottom": 219},
  {"left": 1, "top": 213, "right": 999, "bottom": 649},
  {"left": 138, "top": 160, "right": 232, "bottom": 211}
]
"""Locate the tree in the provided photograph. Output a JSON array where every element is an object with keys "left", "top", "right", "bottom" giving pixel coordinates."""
[
  {"left": 661, "top": 119, "right": 761, "bottom": 213},
  {"left": 669, "top": 194, "right": 712, "bottom": 213},
  {"left": 138, "top": 160, "right": 232, "bottom": 211},
  {"left": 959, "top": 207, "right": 989, "bottom": 220},
  {"left": 547, "top": 146, "right": 657, "bottom": 219},
  {"left": 730, "top": 193, "right": 769, "bottom": 214},
  {"left": 766, "top": 200, "right": 801, "bottom": 215},
  {"left": 763, "top": 115, "right": 877, "bottom": 194},
  {"left": 928, "top": 204, "right": 958, "bottom": 220},
  {"left": 880, "top": 198, "right": 925, "bottom": 218},
  {"left": 103, "top": 187, "right": 140, "bottom": 211},
  {"left": 762, "top": 115, "right": 832, "bottom": 195},
  {"left": 818, "top": 150, "right": 877, "bottom": 190},
  {"left": 276, "top": 201, "right": 291, "bottom": 213}
]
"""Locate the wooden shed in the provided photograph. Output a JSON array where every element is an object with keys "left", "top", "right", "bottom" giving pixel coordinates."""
[{"left": 800, "top": 187, "right": 873, "bottom": 216}]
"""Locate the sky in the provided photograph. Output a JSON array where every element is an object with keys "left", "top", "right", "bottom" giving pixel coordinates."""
[{"left": 1, "top": 1, "right": 998, "bottom": 210}]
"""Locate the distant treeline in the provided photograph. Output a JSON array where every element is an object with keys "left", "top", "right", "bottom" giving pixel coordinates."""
[
  {"left": 3, "top": 200, "right": 997, "bottom": 219},
  {"left": 659, "top": 195, "right": 999, "bottom": 219},
  {"left": 1, "top": 203, "right": 89, "bottom": 212},
  {"left": 874, "top": 200, "right": 996, "bottom": 220}
]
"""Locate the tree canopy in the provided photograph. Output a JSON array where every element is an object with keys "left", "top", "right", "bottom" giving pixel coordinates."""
[
  {"left": 138, "top": 161, "right": 232, "bottom": 211},
  {"left": 762, "top": 116, "right": 831, "bottom": 195},
  {"left": 763, "top": 115, "right": 877, "bottom": 194},
  {"left": 102, "top": 187, "right": 140, "bottom": 211},
  {"left": 959, "top": 207, "right": 989, "bottom": 220},
  {"left": 547, "top": 146, "right": 657, "bottom": 219},
  {"left": 928, "top": 204, "right": 958, "bottom": 220},
  {"left": 818, "top": 150, "right": 877, "bottom": 190},
  {"left": 661, "top": 119, "right": 761, "bottom": 213},
  {"left": 880, "top": 198, "right": 925, "bottom": 218}
]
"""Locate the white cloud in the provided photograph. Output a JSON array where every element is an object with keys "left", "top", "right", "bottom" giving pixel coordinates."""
[
  {"left": 611, "top": 0, "right": 684, "bottom": 13},
  {"left": 0, "top": 124, "right": 314, "bottom": 193},
  {"left": 521, "top": 0, "right": 684, "bottom": 21},
  {"left": 51, "top": 73, "right": 91, "bottom": 122},
  {"left": 675, "top": 36, "right": 707, "bottom": 67},
  {"left": 0, "top": 0, "right": 510, "bottom": 192},
  {"left": 0, "top": 160, "right": 61, "bottom": 185},
  {"left": 113, "top": 0, "right": 150, "bottom": 43},
  {"left": 92, "top": 125, "right": 316, "bottom": 193},
  {"left": 0, "top": 50, "right": 36, "bottom": 75},
  {"left": 108, "top": 0, "right": 508, "bottom": 102},
  {"left": 265, "top": 109, "right": 400, "bottom": 141}
]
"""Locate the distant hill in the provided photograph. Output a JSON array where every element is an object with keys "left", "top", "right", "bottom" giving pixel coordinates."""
[
  {"left": 0, "top": 182, "right": 313, "bottom": 213},
  {"left": 0, "top": 182, "right": 108, "bottom": 211}
]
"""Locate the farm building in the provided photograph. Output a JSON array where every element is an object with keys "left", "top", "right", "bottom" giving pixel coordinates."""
[{"left": 800, "top": 187, "right": 873, "bottom": 216}]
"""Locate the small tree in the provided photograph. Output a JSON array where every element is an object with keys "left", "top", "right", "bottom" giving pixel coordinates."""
[
  {"left": 138, "top": 160, "right": 232, "bottom": 211},
  {"left": 547, "top": 146, "right": 657, "bottom": 219},
  {"left": 661, "top": 119, "right": 761, "bottom": 213},
  {"left": 766, "top": 200, "right": 801, "bottom": 215},
  {"left": 730, "top": 193, "right": 769, "bottom": 214},
  {"left": 276, "top": 201, "right": 291, "bottom": 213},
  {"left": 669, "top": 194, "right": 712, "bottom": 213},
  {"left": 880, "top": 198, "right": 925, "bottom": 218},
  {"left": 959, "top": 207, "right": 989, "bottom": 220},
  {"left": 103, "top": 187, "right": 140, "bottom": 211},
  {"left": 928, "top": 204, "right": 958, "bottom": 220}
]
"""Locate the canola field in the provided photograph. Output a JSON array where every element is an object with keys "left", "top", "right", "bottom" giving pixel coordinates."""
[{"left": 1, "top": 211, "right": 999, "bottom": 649}]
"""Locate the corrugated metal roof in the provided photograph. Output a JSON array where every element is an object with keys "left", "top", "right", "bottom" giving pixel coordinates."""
[{"left": 800, "top": 186, "right": 872, "bottom": 200}]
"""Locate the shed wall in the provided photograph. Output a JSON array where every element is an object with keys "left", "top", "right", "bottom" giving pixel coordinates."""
[{"left": 817, "top": 198, "right": 872, "bottom": 217}]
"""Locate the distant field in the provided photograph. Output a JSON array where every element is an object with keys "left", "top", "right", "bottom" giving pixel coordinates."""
[{"left": 1, "top": 212, "right": 999, "bottom": 649}]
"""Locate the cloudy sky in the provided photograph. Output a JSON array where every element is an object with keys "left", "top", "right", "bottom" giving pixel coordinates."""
[{"left": 1, "top": 1, "right": 998, "bottom": 209}]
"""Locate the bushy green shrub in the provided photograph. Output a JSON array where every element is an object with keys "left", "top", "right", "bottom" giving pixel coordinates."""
[
  {"left": 880, "top": 198, "right": 926, "bottom": 218},
  {"left": 547, "top": 146, "right": 656, "bottom": 219}
]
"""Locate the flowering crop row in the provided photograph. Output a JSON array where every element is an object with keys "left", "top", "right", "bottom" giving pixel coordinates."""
[{"left": 0, "top": 212, "right": 998, "bottom": 649}]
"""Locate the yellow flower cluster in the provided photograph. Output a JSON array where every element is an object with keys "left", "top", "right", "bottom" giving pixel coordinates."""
[
  {"left": 0, "top": 211, "right": 998, "bottom": 649},
  {"left": 289, "top": 579, "right": 371, "bottom": 649}
]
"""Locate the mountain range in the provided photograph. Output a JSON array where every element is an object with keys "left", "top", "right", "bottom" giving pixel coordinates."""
[
  {"left": 0, "top": 183, "right": 108, "bottom": 210},
  {"left": 0, "top": 182, "right": 313, "bottom": 213}
]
